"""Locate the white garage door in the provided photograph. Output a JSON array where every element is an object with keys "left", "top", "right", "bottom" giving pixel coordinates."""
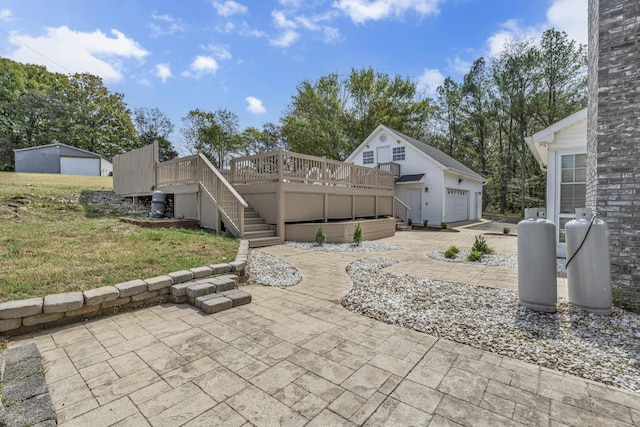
[
  {"left": 445, "top": 189, "right": 469, "bottom": 223},
  {"left": 60, "top": 157, "right": 100, "bottom": 176}
]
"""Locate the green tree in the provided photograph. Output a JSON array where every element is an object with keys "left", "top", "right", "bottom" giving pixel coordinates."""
[
  {"left": 133, "top": 107, "right": 178, "bottom": 161},
  {"left": 237, "top": 122, "right": 286, "bottom": 157},
  {"left": 182, "top": 108, "right": 240, "bottom": 169},
  {"left": 434, "top": 77, "right": 464, "bottom": 157}
]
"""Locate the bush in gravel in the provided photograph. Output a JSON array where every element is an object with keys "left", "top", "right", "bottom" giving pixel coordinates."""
[
  {"left": 444, "top": 246, "right": 459, "bottom": 259},
  {"left": 441, "top": 221, "right": 448, "bottom": 229},
  {"left": 471, "top": 235, "right": 494, "bottom": 254},
  {"left": 423, "top": 219, "right": 429, "bottom": 227},
  {"left": 503, "top": 226, "right": 511, "bottom": 235},
  {"left": 315, "top": 226, "right": 326, "bottom": 245},
  {"left": 353, "top": 224, "right": 363, "bottom": 246},
  {"left": 467, "top": 250, "right": 483, "bottom": 262}
]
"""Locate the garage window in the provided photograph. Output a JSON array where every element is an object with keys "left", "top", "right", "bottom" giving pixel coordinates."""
[{"left": 392, "top": 146, "right": 405, "bottom": 161}]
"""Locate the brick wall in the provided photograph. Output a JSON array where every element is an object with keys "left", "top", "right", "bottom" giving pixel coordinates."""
[{"left": 588, "top": 0, "right": 640, "bottom": 311}]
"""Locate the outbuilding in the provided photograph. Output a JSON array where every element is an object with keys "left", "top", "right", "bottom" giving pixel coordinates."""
[
  {"left": 346, "top": 125, "right": 486, "bottom": 225},
  {"left": 14, "top": 144, "right": 113, "bottom": 176}
]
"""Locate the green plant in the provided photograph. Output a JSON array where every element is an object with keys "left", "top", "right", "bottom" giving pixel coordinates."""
[
  {"left": 471, "top": 235, "right": 494, "bottom": 254},
  {"left": 315, "top": 226, "right": 327, "bottom": 245},
  {"left": 503, "top": 226, "right": 511, "bottom": 234},
  {"left": 407, "top": 218, "right": 413, "bottom": 226},
  {"left": 444, "top": 246, "right": 459, "bottom": 259},
  {"left": 423, "top": 219, "right": 429, "bottom": 227},
  {"left": 441, "top": 221, "right": 447, "bottom": 229},
  {"left": 467, "top": 250, "right": 483, "bottom": 262},
  {"left": 353, "top": 224, "right": 363, "bottom": 246}
]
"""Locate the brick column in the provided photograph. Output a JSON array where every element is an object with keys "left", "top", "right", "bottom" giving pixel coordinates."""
[{"left": 588, "top": 0, "right": 640, "bottom": 311}]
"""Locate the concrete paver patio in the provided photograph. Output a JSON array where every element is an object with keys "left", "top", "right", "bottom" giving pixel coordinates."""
[{"left": 8, "top": 226, "right": 639, "bottom": 426}]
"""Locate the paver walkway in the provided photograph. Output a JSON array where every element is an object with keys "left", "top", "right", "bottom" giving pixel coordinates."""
[{"left": 8, "top": 226, "right": 639, "bottom": 426}]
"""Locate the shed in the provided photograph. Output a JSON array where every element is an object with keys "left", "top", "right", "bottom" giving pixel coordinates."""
[
  {"left": 346, "top": 125, "right": 486, "bottom": 225},
  {"left": 14, "top": 144, "right": 113, "bottom": 176},
  {"left": 526, "top": 108, "right": 587, "bottom": 257}
]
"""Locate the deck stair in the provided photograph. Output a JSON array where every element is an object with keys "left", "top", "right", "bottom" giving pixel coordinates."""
[
  {"left": 243, "top": 206, "right": 282, "bottom": 247},
  {"left": 395, "top": 218, "right": 412, "bottom": 231}
]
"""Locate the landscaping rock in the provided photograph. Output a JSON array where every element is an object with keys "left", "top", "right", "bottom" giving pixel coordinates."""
[
  {"left": 43, "top": 292, "right": 84, "bottom": 313},
  {"left": 0, "top": 298, "right": 43, "bottom": 319},
  {"left": 83, "top": 286, "right": 119, "bottom": 306},
  {"left": 115, "top": 279, "right": 147, "bottom": 297}
]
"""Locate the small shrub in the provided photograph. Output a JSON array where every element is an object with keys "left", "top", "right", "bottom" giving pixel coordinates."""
[
  {"left": 407, "top": 218, "right": 413, "bottom": 226},
  {"left": 471, "top": 235, "right": 494, "bottom": 254},
  {"left": 503, "top": 226, "right": 511, "bottom": 234},
  {"left": 467, "top": 250, "right": 483, "bottom": 262},
  {"left": 441, "top": 221, "right": 447, "bottom": 229},
  {"left": 423, "top": 219, "right": 429, "bottom": 227},
  {"left": 353, "top": 224, "right": 363, "bottom": 246},
  {"left": 444, "top": 246, "right": 459, "bottom": 259},
  {"left": 315, "top": 226, "right": 326, "bottom": 245}
]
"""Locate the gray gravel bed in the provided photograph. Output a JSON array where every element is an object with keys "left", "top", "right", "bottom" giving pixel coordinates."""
[
  {"left": 427, "top": 250, "right": 567, "bottom": 274},
  {"left": 343, "top": 257, "right": 640, "bottom": 393},
  {"left": 248, "top": 250, "right": 302, "bottom": 287},
  {"left": 284, "top": 241, "right": 401, "bottom": 252}
]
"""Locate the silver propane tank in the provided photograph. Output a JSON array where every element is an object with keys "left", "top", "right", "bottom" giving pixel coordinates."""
[
  {"left": 565, "top": 208, "right": 612, "bottom": 315},
  {"left": 517, "top": 208, "right": 557, "bottom": 312}
]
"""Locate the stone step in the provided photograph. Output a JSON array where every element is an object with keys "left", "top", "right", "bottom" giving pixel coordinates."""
[
  {"left": 248, "top": 236, "right": 283, "bottom": 248},
  {"left": 396, "top": 224, "right": 412, "bottom": 231}
]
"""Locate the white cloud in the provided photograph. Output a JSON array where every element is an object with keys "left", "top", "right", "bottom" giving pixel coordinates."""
[
  {"left": 485, "top": 0, "right": 587, "bottom": 57},
  {"left": 205, "top": 44, "right": 232, "bottom": 60},
  {"left": 270, "top": 29, "right": 299, "bottom": 47},
  {"left": 333, "top": 0, "right": 441, "bottom": 24},
  {"left": 182, "top": 55, "right": 219, "bottom": 78},
  {"left": 246, "top": 96, "right": 267, "bottom": 114},
  {"left": 417, "top": 68, "right": 445, "bottom": 94},
  {"left": 213, "top": 1, "right": 248, "bottom": 17},
  {"left": 279, "top": 0, "right": 300, "bottom": 7},
  {"left": 546, "top": 0, "right": 588, "bottom": 45},
  {"left": 155, "top": 63, "right": 172, "bottom": 83},
  {"left": 273, "top": 10, "right": 297, "bottom": 29},
  {"left": 238, "top": 22, "right": 266, "bottom": 38},
  {"left": 7, "top": 26, "right": 148, "bottom": 82},
  {"left": 0, "top": 9, "right": 12, "bottom": 21},
  {"left": 322, "top": 27, "right": 343, "bottom": 44},
  {"left": 150, "top": 11, "right": 186, "bottom": 37},
  {"left": 447, "top": 56, "right": 472, "bottom": 75}
]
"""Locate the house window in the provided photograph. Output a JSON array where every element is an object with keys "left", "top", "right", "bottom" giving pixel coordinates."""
[
  {"left": 559, "top": 153, "right": 586, "bottom": 242},
  {"left": 392, "top": 146, "right": 405, "bottom": 161},
  {"left": 363, "top": 151, "right": 374, "bottom": 164}
]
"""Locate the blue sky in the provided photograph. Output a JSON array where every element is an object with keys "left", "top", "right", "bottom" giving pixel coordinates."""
[{"left": 0, "top": 0, "right": 586, "bottom": 149}]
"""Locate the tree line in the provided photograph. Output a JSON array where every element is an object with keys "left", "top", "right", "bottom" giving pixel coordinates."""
[{"left": 0, "top": 29, "right": 586, "bottom": 215}]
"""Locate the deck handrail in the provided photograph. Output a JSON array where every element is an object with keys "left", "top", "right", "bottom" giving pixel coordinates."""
[
  {"left": 156, "top": 154, "right": 248, "bottom": 237},
  {"left": 394, "top": 197, "right": 411, "bottom": 223},
  {"left": 231, "top": 149, "right": 394, "bottom": 191}
]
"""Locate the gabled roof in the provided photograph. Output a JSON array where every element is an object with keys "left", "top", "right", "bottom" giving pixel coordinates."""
[
  {"left": 384, "top": 127, "right": 485, "bottom": 181},
  {"left": 525, "top": 108, "right": 587, "bottom": 168},
  {"left": 14, "top": 143, "right": 112, "bottom": 162}
]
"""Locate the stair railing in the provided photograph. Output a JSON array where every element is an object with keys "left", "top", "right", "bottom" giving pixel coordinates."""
[
  {"left": 394, "top": 197, "right": 411, "bottom": 223},
  {"left": 197, "top": 154, "right": 248, "bottom": 238}
]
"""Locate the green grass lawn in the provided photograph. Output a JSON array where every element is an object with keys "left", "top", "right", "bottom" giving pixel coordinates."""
[{"left": 0, "top": 172, "right": 239, "bottom": 302}]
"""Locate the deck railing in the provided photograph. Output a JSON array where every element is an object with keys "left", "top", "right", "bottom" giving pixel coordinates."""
[
  {"left": 378, "top": 162, "right": 400, "bottom": 178},
  {"left": 394, "top": 197, "right": 411, "bottom": 223},
  {"left": 156, "top": 155, "right": 247, "bottom": 237},
  {"left": 230, "top": 149, "right": 394, "bottom": 191}
]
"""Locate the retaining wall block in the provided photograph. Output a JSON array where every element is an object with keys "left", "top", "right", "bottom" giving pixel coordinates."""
[
  {"left": 210, "top": 263, "right": 232, "bottom": 274},
  {"left": 145, "top": 275, "right": 173, "bottom": 292},
  {"left": 115, "top": 279, "right": 147, "bottom": 297},
  {"left": 131, "top": 291, "right": 159, "bottom": 302},
  {"left": 43, "top": 292, "right": 84, "bottom": 314},
  {"left": 168, "top": 270, "right": 194, "bottom": 284},
  {"left": 200, "top": 296, "right": 233, "bottom": 314},
  {"left": 83, "top": 286, "right": 119, "bottom": 306},
  {"left": 190, "top": 266, "right": 213, "bottom": 279},
  {"left": 0, "top": 298, "right": 43, "bottom": 320},
  {"left": 22, "top": 313, "right": 64, "bottom": 327},
  {"left": 0, "top": 319, "right": 22, "bottom": 332},
  {"left": 170, "top": 283, "right": 192, "bottom": 297},
  {"left": 102, "top": 296, "right": 132, "bottom": 309}
]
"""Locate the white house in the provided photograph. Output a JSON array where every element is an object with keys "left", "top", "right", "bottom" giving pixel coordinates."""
[
  {"left": 526, "top": 108, "right": 587, "bottom": 257},
  {"left": 346, "top": 125, "right": 486, "bottom": 225}
]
